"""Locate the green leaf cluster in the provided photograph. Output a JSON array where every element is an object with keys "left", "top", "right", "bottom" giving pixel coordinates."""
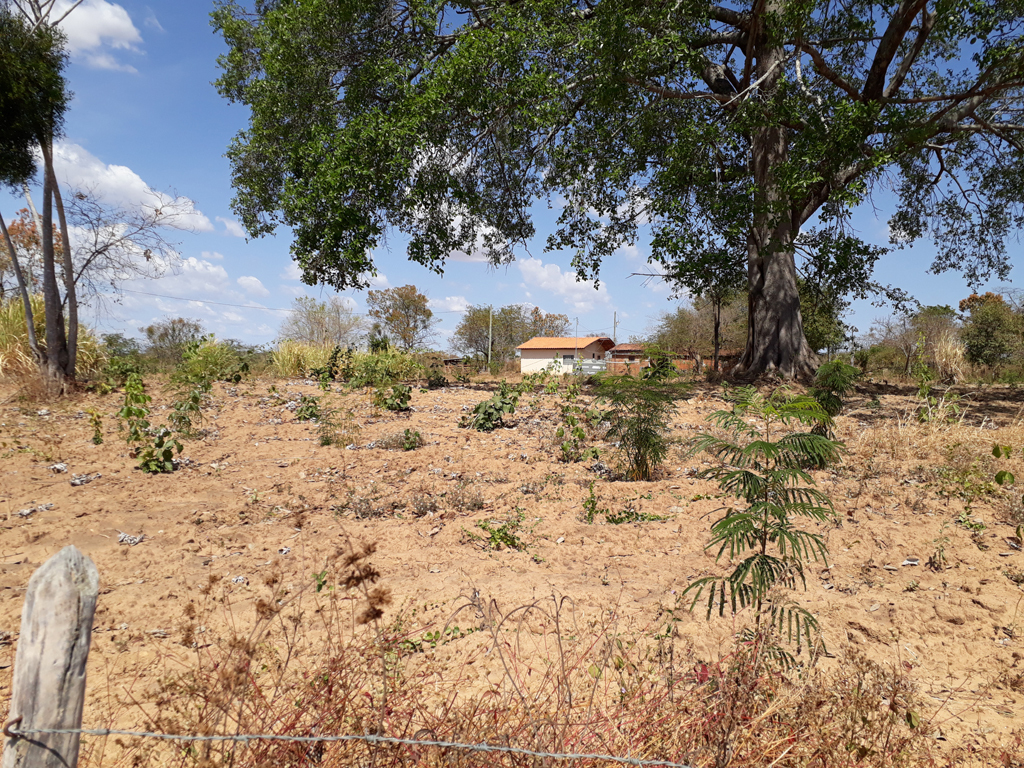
[
  {"left": 462, "top": 390, "right": 519, "bottom": 432},
  {"left": 594, "top": 374, "right": 687, "bottom": 481},
  {"left": 684, "top": 386, "right": 841, "bottom": 646}
]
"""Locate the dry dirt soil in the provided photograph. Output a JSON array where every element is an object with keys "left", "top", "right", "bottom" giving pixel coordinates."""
[{"left": 2, "top": 375, "right": 1024, "bottom": 763}]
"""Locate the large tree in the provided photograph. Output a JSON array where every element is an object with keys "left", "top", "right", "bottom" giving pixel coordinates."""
[
  {"left": 214, "top": 0, "right": 1024, "bottom": 378},
  {"left": 277, "top": 295, "right": 366, "bottom": 347},
  {"left": 366, "top": 284, "right": 438, "bottom": 350}
]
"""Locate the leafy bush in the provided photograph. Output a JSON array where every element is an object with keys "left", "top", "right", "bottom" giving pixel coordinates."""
[
  {"left": 294, "top": 394, "right": 321, "bottom": 421},
  {"left": 172, "top": 335, "right": 250, "bottom": 387},
  {"left": 374, "top": 383, "right": 411, "bottom": 411},
  {"left": 684, "top": 386, "right": 841, "bottom": 646},
  {"left": 309, "top": 345, "right": 345, "bottom": 390},
  {"left": 402, "top": 429, "right": 423, "bottom": 450},
  {"left": 462, "top": 391, "right": 518, "bottom": 431},
  {"left": 594, "top": 374, "right": 688, "bottom": 480},
  {"left": 464, "top": 509, "right": 531, "bottom": 551},
  {"left": 810, "top": 360, "right": 860, "bottom": 418},
  {"left": 426, "top": 367, "right": 449, "bottom": 389},
  {"left": 137, "top": 427, "right": 182, "bottom": 474},
  {"left": 0, "top": 294, "right": 105, "bottom": 377},
  {"left": 117, "top": 373, "right": 151, "bottom": 452},
  {"left": 347, "top": 349, "right": 425, "bottom": 388}
]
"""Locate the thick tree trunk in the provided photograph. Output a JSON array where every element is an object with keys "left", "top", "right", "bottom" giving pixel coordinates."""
[
  {"left": 39, "top": 166, "right": 69, "bottom": 393},
  {"left": 1, "top": 214, "right": 43, "bottom": 364},
  {"left": 732, "top": 27, "right": 817, "bottom": 381},
  {"left": 43, "top": 143, "right": 77, "bottom": 379}
]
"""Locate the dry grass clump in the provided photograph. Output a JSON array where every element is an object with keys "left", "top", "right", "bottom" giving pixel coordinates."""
[
  {"left": 0, "top": 294, "right": 105, "bottom": 378},
  {"left": 271, "top": 340, "right": 334, "bottom": 379},
  {"left": 933, "top": 331, "right": 969, "bottom": 383},
  {"left": 86, "top": 539, "right": 944, "bottom": 768}
]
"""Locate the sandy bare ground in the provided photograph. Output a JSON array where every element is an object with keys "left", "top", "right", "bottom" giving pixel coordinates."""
[{"left": 2, "top": 375, "right": 1024, "bottom": 763}]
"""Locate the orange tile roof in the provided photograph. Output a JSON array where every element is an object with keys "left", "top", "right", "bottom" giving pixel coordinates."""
[{"left": 516, "top": 336, "right": 615, "bottom": 351}]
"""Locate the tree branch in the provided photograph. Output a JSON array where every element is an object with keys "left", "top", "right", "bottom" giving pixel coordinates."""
[
  {"left": 863, "top": 0, "right": 928, "bottom": 100},
  {"left": 883, "top": 9, "right": 935, "bottom": 98},
  {"left": 795, "top": 42, "right": 861, "bottom": 100}
]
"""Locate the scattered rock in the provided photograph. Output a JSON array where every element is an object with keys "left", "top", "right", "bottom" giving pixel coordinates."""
[{"left": 71, "top": 472, "right": 102, "bottom": 486}]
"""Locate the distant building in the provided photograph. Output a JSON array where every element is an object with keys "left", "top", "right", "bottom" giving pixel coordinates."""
[{"left": 516, "top": 337, "right": 615, "bottom": 374}]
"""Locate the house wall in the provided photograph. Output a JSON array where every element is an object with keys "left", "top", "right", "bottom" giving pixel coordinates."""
[{"left": 519, "top": 342, "right": 607, "bottom": 373}]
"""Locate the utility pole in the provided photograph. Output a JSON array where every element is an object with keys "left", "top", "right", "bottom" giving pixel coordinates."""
[
  {"left": 487, "top": 307, "right": 493, "bottom": 369},
  {"left": 613, "top": 311, "right": 617, "bottom": 346},
  {"left": 574, "top": 317, "right": 579, "bottom": 370}
]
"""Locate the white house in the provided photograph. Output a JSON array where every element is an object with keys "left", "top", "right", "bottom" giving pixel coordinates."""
[{"left": 516, "top": 337, "right": 616, "bottom": 374}]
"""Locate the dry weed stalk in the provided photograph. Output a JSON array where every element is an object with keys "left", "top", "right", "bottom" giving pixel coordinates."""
[{"left": 83, "top": 567, "right": 944, "bottom": 768}]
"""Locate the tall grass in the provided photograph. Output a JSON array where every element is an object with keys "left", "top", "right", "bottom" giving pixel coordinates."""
[
  {"left": 271, "top": 340, "right": 335, "bottom": 378},
  {"left": 0, "top": 294, "right": 105, "bottom": 377},
  {"left": 271, "top": 342, "right": 425, "bottom": 385}
]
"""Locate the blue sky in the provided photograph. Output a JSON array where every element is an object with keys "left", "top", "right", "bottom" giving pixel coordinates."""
[{"left": 2, "top": 0, "right": 1019, "bottom": 352}]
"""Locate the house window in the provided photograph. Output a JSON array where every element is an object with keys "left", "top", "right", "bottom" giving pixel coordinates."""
[{"left": 562, "top": 354, "right": 574, "bottom": 364}]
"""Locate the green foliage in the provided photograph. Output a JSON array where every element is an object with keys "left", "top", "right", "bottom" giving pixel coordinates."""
[
  {"left": 402, "top": 428, "right": 422, "bottom": 451},
  {"left": 346, "top": 348, "right": 424, "bottom": 388},
  {"left": 581, "top": 482, "right": 662, "bottom": 524},
  {"left": 103, "top": 354, "right": 144, "bottom": 388},
  {"left": 294, "top": 394, "right": 321, "bottom": 422},
  {"left": 462, "top": 390, "right": 519, "bottom": 432},
  {"left": 426, "top": 367, "right": 449, "bottom": 389},
  {"left": 640, "top": 345, "right": 680, "bottom": 382},
  {"left": 555, "top": 402, "right": 600, "bottom": 463},
  {"left": 452, "top": 304, "right": 570, "bottom": 362},
  {"left": 117, "top": 373, "right": 151, "bottom": 451},
  {"left": 172, "top": 335, "right": 250, "bottom": 386},
  {"left": 137, "top": 427, "right": 182, "bottom": 474},
  {"left": 0, "top": 7, "right": 68, "bottom": 187},
  {"left": 594, "top": 374, "right": 688, "bottom": 481},
  {"left": 317, "top": 407, "right": 360, "bottom": 447},
  {"left": 374, "top": 383, "right": 412, "bottom": 412},
  {"left": 87, "top": 409, "right": 103, "bottom": 445},
  {"left": 684, "top": 386, "right": 841, "bottom": 646},
  {"left": 168, "top": 384, "right": 209, "bottom": 438},
  {"left": 465, "top": 510, "right": 530, "bottom": 552},
  {"left": 309, "top": 345, "right": 344, "bottom": 390},
  {"left": 810, "top": 360, "right": 861, "bottom": 418}
]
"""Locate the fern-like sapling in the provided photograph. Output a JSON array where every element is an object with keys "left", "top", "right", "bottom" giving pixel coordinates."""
[{"left": 684, "top": 386, "right": 842, "bottom": 647}]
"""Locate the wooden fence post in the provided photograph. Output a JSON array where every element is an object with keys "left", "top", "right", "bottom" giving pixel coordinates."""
[{"left": 2, "top": 546, "right": 100, "bottom": 768}]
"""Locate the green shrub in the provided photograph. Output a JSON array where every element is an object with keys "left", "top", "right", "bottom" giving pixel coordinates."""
[
  {"left": 294, "top": 394, "right": 321, "bottom": 421},
  {"left": 684, "top": 386, "right": 841, "bottom": 646},
  {"left": 810, "top": 360, "right": 860, "bottom": 418},
  {"left": 402, "top": 428, "right": 422, "bottom": 451},
  {"left": 594, "top": 374, "right": 688, "bottom": 480},
  {"left": 374, "top": 383, "right": 411, "bottom": 411},
  {"left": 347, "top": 349, "right": 424, "bottom": 388},
  {"left": 172, "top": 336, "right": 250, "bottom": 387},
  {"left": 117, "top": 373, "right": 151, "bottom": 452},
  {"left": 137, "top": 427, "right": 182, "bottom": 474},
  {"left": 462, "top": 391, "right": 518, "bottom": 431}
]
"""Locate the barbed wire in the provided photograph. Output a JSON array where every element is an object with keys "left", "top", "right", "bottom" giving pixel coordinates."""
[{"left": 5, "top": 724, "right": 694, "bottom": 768}]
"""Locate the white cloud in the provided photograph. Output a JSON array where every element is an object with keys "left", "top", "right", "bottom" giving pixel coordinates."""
[
  {"left": 142, "top": 10, "right": 164, "bottom": 32},
  {"left": 517, "top": 258, "right": 611, "bottom": 313},
  {"left": 216, "top": 216, "right": 246, "bottom": 238},
  {"left": 237, "top": 276, "right": 270, "bottom": 297},
  {"left": 201, "top": 250, "right": 225, "bottom": 261},
  {"left": 368, "top": 273, "right": 391, "bottom": 289},
  {"left": 430, "top": 295, "right": 469, "bottom": 313},
  {"left": 52, "top": 142, "right": 214, "bottom": 231},
  {"left": 617, "top": 243, "right": 642, "bottom": 261},
  {"left": 281, "top": 284, "right": 306, "bottom": 296},
  {"left": 280, "top": 262, "right": 302, "bottom": 280},
  {"left": 56, "top": 0, "right": 142, "bottom": 72}
]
